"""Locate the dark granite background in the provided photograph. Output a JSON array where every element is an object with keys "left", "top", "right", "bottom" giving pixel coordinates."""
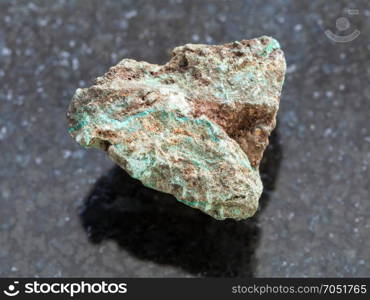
[{"left": 1, "top": 0, "right": 369, "bottom": 277}]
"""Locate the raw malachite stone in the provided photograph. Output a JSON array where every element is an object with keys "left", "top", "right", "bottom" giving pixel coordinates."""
[{"left": 67, "top": 36, "right": 286, "bottom": 220}]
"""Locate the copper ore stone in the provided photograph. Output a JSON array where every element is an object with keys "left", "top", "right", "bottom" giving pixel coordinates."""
[{"left": 67, "top": 36, "right": 286, "bottom": 220}]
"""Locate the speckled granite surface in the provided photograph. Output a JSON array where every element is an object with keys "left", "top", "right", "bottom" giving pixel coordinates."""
[{"left": 0, "top": 0, "right": 369, "bottom": 277}]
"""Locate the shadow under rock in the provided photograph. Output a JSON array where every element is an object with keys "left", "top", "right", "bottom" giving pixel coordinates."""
[{"left": 80, "top": 128, "right": 282, "bottom": 277}]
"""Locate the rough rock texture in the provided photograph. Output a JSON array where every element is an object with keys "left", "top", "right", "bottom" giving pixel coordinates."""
[{"left": 67, "top": 36, "right": 286, "bottom": 220}]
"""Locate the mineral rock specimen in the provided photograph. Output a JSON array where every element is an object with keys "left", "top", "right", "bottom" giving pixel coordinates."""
[{"left": 67, "top": 36, "right": 286, "bottom": 220}]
